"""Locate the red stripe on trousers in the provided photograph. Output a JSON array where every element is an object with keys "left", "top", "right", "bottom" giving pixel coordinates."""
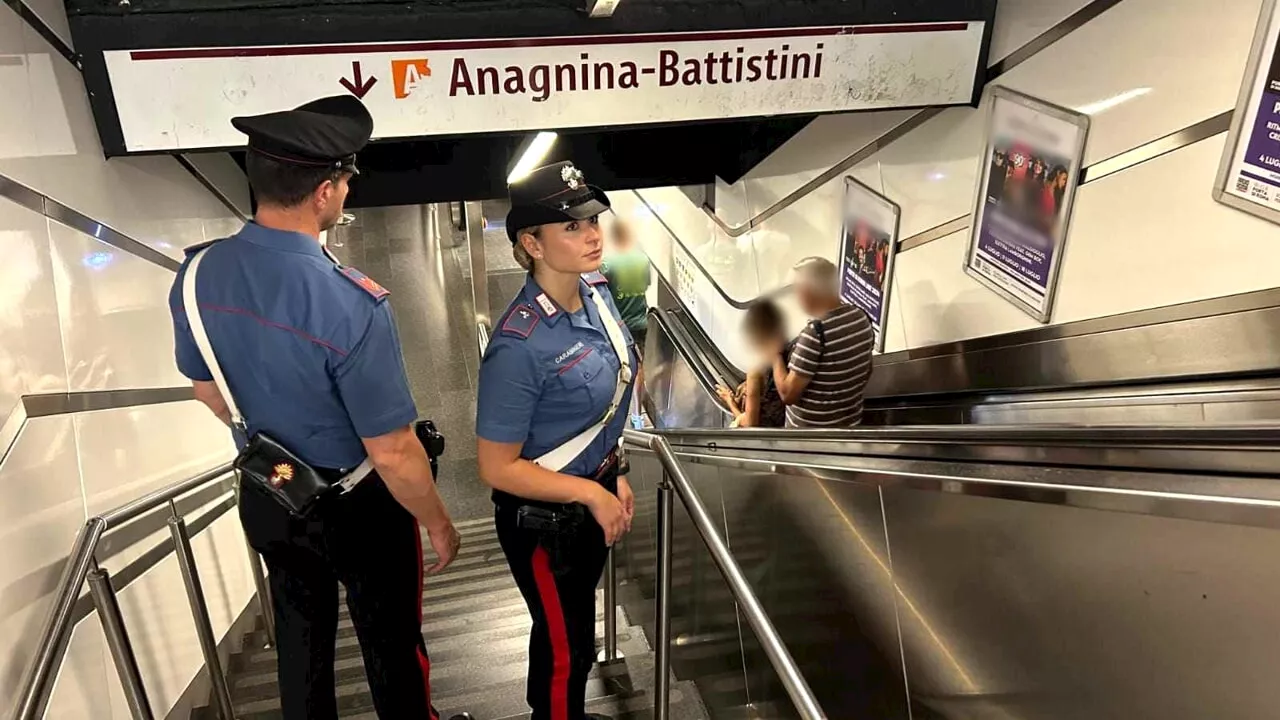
[
  {"left": 531, "top": 546, "right": 571, "bottom": 720},
  {"left": 415, "top": 524, "right": 440, "bottom": 720}
]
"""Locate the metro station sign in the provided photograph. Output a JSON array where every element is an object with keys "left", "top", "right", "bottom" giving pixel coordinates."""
[{"left": 102, "top": 23, "right": 986, "bottom": 153}]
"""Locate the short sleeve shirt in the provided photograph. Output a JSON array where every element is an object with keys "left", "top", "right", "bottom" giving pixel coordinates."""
[
  {"left": 475, "top": 272, "right": 636, "bottom": 479},
  {"left": 786, "top": 305, "right": 874, "bottom": 428},
  {"left": 169, "top": 222, "right": 417, "bottom": 469}
]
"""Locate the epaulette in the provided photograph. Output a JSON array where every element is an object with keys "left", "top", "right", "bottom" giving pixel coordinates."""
[
  {"left": 499, "top": 304, "right": 540, "bottom": 340},
  {"left": 182, "top": 238, "right": 218, "bottom": 256},
  {"left": 582, "top": 271, "right": 609, "bottom": 286},
  {"left": 336, "top": 266, "right": 391, "bottom": 302}
]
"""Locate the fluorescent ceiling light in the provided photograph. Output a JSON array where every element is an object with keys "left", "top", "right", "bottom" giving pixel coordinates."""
[
  {"left": 507, "top": 132, "right": 558, "bottom": 183},
  {"left": 1075, "top": 87, "right": 1151, "bottom": 116},
  {"left": 587, "top": 0, "right": 621, "bottom": 18}
]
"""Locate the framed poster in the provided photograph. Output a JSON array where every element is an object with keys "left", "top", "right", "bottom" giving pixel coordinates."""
[
  {"left": 1215, "top": 0, "right": 1280, "bottom": 223},
  {"left": 963, "top": 86, "right": 1089, "bottom": 323},
  {"left": 837, "top": 177, "right": 900, "bottom": 352}
]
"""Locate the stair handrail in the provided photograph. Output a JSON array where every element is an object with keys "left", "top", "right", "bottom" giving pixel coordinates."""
[
  {"left": 623, "top": 429, "right": 828, "bottom": 720},
  {"left": 12, "top": 461, "right": 265, "bottom": 720}
]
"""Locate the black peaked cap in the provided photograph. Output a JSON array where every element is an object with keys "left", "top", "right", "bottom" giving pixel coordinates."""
[
  {"left": 232, "top": 95, "right": 374, "bottom": 173},
  {"left": 505, "top": 161, "right": 611, "bottom": 243}
]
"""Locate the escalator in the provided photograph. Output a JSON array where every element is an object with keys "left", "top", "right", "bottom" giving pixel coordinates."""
[{"left": 625, "top": 295, "right": 1280, "bottom": 720}]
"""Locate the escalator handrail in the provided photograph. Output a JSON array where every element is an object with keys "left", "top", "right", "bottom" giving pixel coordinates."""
[
  {"left": 651, "top": 274, "right": 745, "bottom": 389},
  {"left": 650, "top": 423, "right": 1280, "bottom": 445},
  {"left": 648, "top": 307, "right": 735, "bottom": 420},
  {"left": 630, "top": 190, "right": 793, "bottom": 309},
  {"left": 643, "top": 428, "right": 1280, "bottom": 526},
  {"left": 624, "top": 429, "right": 829, "bottom": 720}
]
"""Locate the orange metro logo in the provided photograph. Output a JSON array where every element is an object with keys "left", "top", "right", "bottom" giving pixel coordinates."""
[{"left": 392, "top": 58, "right": 431, "bottom": 99}]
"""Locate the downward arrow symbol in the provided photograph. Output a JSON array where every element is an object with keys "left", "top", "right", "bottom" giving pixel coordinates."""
[{"left": 339, "top": 61, "right": 378, "bottom": 99}]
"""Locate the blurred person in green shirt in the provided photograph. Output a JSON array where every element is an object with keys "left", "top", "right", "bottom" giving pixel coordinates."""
[{"left": 602, "top": 219, "right": 652, "bottom": 427}]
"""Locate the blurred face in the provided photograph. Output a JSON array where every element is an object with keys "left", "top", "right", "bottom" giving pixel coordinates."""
[
  {"left": 745, "top": 325, "right": 783, "bottom": 358},
  {"left": 796, "top": 285, "right": 823, "bottom": 317},
  {"left": 522, "top": 215, "right": 604, "bottom": 274},
  {"left": 612, "top": 220, "right": 636, "bottom": 253},
  {"left": 316, "top": 173, "right": 352, "bottom": 232}
]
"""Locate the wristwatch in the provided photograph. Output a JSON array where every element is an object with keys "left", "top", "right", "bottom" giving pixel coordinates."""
[{"left": 617, "top": 443, "right": 631, "bottom": 477}]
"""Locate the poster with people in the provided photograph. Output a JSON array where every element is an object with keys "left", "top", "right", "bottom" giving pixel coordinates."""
[
  {"left": 837, "top": 177, "right": 900, "bottom": 352},
  {"left": 964, "top": 86, "right": 1089, "bottom": 322},
  {"left": 1216, "top": 0, "right": 1280, "bottom": 224}
]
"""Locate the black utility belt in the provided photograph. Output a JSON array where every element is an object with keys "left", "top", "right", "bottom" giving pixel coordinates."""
[{"left": 495, "top": 469, "right": 619, "bottom": 535}]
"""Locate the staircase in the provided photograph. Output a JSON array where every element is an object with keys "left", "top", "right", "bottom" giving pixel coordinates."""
[{"left": 194, "top": 516, "right": 710, "bottom": 719}]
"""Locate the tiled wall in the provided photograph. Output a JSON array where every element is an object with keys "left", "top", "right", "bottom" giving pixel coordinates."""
[
  {"left": 0, "top": 2, "right": 253, "bottom": 717},
  {"left": 631, "top": 0, "right": 1280, "bottom": 355}
]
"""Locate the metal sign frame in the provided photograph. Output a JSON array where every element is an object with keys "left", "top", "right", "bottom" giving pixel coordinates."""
[
  {"left": 963, "top": 85, "right": 1090, "bottom": 323},
  {"left": 1214, "top": 0, "right": 1280, "bottom": 225}
]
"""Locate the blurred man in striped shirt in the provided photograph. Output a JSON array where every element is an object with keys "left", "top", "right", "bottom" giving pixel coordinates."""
[{"left": 770, "top": 257, "right": 874, "bottom": 428}]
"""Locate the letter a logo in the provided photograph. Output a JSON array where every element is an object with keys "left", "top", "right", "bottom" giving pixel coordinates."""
[{"left": 392, "top": 59, "right": 431, "bottom": 99}]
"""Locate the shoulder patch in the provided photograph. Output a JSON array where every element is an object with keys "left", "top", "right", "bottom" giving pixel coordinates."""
[
  {"left": 183, "top": 238, "right": 218, "bottom": 256},
  {"left": 500, "top": 304, "right": 540, "bottom": 339},
  {"left": 337, "top": 266, "right": 391, "bottom": 302},
  {"left": 582, "top": 271, "right": 609, "bottom": 286}
]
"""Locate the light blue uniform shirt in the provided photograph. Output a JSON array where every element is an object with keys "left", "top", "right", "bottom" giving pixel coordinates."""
[
  {"left": 169, "top": 222, "right": 417, "bottom": 470},
  {"left": 476, "top": 272, "right": 637, "bottom": 479}
]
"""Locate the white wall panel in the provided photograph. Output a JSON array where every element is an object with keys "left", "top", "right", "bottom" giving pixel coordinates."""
[
  {"left": 987, "top": 0, "right": 1094, "bottom": 63},
  {"left": 891, "top": 228, "right": 1037, "bottom": 347},
  {"left": 0, "top": 417, "right": 110, "bottom": 718},
  {"left": 47, "top": 222, "right": 188, "bottom": 392},
  {"left": 78, "top": 402, "right": 234, "bottom": 516},
  {"left": 0, "top": 201, "right": 66, "bottom": 422},
  {"left": 0, "top": 13, "right": 40, "bottom": 166},
  {"left": 184, "top": 152, "right": 252, "bottom": 218},
  {"left": 19, "top": 0, "right": 72, "bottom": 52},
  {"left": 1054, "top": 135, "right": 1280, "bottom": 323},
  {"left": 732, "top": 0, "right": 1100, "bottom": 230},
  {"left": 0, "top": 11, "right": 239, "bottom": 261},
  {"left": 999, "top": 0, "right": 1261, "bottom": 167}
]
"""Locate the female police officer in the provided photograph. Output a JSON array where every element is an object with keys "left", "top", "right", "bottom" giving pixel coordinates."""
[{"left": 476, "top": 161, "right": 636, "bottom": 720}]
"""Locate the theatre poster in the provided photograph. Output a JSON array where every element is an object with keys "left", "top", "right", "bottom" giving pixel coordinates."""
[
  {"left": 964, "top": 86, "right": 1089, "bottom": 323},
  {"left": 1216, "top": 0, "right": 1280, "bottom": 225},
  {"left": 837, "top": 177, "right": 900, "bottom": 353}
]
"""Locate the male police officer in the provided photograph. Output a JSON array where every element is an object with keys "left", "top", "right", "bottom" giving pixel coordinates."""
[{"left": 169, "top": 96, "right": 469, "bottom": 720}]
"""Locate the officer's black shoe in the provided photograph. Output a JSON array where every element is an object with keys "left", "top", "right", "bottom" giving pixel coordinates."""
[{"left": 585, "top": 714, "right": 614, "bottom": 720}]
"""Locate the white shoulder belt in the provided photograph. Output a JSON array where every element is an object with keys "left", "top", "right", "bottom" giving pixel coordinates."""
[{"left": 531, "top": 286, "right": 633, "bottom": 473}]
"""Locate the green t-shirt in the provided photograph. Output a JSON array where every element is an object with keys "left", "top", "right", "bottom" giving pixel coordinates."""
[{"left": 601, "top": 251, "right": 651, "bottom": 331}]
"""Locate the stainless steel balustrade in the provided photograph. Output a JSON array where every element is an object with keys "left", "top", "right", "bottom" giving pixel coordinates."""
[
  {"left": 624, "top": 429, "right": 829, "bottom": 720},
  {"left": 11, "top": 461, "right": 262, "bottom": 720}
]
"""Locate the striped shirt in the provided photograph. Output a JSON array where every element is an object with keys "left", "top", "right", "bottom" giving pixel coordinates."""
[{"left": 786, "top": 305, "right": 874, "bottom": 428}]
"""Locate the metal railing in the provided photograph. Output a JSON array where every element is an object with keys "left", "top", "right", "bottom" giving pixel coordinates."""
[
  {"left": 12, "top": 463, "right": 271, "bottom": 720},
  {"left": 623, "top": 429, "right": 828, "bottom": 720}
]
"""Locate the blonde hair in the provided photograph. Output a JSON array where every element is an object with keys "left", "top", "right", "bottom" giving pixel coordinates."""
[{"left": 512, "top": 226, "right": 540, "bottom": 271}]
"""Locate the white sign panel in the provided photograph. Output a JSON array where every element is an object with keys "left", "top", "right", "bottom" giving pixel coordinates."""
[
  {"left": 103, "top": 23, "right": 986, "bottom": 152},
  {"left": 1215, "top": 0, "right": 1280, "bottom": 224}
]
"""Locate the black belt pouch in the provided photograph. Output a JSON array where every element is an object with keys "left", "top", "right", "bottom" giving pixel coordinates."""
[{"left": 235, "top": 433, "right": 334, "bottom": 518}]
